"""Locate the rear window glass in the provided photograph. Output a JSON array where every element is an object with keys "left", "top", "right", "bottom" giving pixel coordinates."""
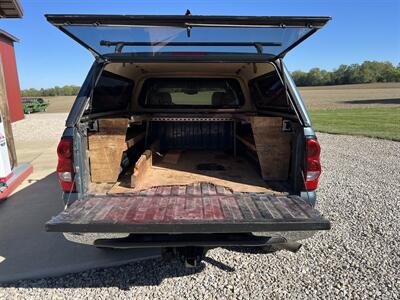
[
  {"left": 249, "top": 71, "right": 289, "bottom": 109},
  {"left": 139, "top": 78, "right": 244, "bottom": 108},
  {"left": 91, "top": 71, "right": 134, "bottom": 114},
  {"left": 62, "top": 24, "right": 314, "bottom": 57}
]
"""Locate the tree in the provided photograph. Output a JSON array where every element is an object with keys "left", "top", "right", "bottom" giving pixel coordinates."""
[
  {"left": 291, "top": 61, "right": 400, "bottom": 86},
  {"left": 21, "top": 85, "right": 81, "bottom": 97}
]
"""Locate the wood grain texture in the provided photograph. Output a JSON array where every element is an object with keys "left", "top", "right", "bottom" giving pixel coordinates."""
[
  {"left": 88, "top": 118, "right": 129, "bottom": 183},
  {"left": 131, "top": 150, "right": 152, "bottom": 188},
  {"left": 111, "top": 151, "right": 277, "bottom": 194},
  {"left": 46, "top": 182, "right": 331, "bottom": 234},
  {"left": 251, "top": 117, "right": 292, "bottom": 180}
]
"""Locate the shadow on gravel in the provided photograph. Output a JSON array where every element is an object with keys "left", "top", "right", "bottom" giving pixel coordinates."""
[
  {"left": 340, "top": 98, "right": 400, "bottom": 105},
  {"left": 0, "top": 257, "right": 209, "bottom": 289},
  {"left": 0, "top": 173, "right": 159, "bottom": 285},
  {"left": 0, "top": 252, "right": 240, "bottom": 289},
  {"left": 0, "top": 173, "right": 240, "bottom": 289}
]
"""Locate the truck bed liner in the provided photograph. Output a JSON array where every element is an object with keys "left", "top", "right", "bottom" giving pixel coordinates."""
[{"left": 46, "top": 183, "right": 330, "bottom": 233}]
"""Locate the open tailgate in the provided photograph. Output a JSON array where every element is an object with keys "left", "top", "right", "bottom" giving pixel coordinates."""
[{"left": 46, "top": 183, "right": 330, "bottom": 233}]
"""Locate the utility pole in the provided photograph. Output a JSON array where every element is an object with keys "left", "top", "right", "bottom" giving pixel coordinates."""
[{"left": 0, "top": 56, "right": 17, "bottom": 169}]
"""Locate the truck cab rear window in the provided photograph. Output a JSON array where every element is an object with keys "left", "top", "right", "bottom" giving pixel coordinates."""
[
  {"left": 139, "top": 78, "right": 244, "bottom": 108},
  {"left": 249, "top": 71, "right": 289, "bottom": 110},
  {"left": 91, "top": 71, "right": 134, "bottom": 114}
]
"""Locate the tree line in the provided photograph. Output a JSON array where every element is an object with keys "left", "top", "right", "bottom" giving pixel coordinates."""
[
  {"left": 21, "top": 85, "right": 80, "bottom": 97},
  {"left": 291, "top": 61, "right": 400, "bottom": 86},
  {"left": 20, "top": 61, "right": 400, "bottom": 96}
]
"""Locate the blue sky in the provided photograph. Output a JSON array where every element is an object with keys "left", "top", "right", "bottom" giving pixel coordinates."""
[{"left": 2, "top": 0, "right": 399, "bottom": 89}]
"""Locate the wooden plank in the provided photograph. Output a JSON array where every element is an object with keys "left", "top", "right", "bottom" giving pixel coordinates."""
[
  {"left": 126, "top": 132, "right": 145, "bottom": 148},
  {"left": 130, "top": 150, "right": 152, "bottom": 188},
  {"left": 236, "top": 134, "right": 257, "bottom": 152},
  {"left": 0, "top": 58, "right": 17, "bottom": 168},
  {"left": 89, "top": 146, "right": 126, "bottom": 182},
  {"left": 98, "top": 118, "right": 129, "bottom": 134},
  {"left": 88, "top": 118, "right": 129, "bottom": 183},
  {"left": 251, "top": 117, "right": 292, "bottom": 180},
  {"left": 88, "top": 135, "right": 127, "bottom": 150},
  {"left": 89, "top": 138, "right": 127, "bottom": 183}
]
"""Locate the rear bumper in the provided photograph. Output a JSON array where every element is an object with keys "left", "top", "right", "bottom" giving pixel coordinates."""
[{"left": 64, "top": 230, "right": 316, "bottom": 247}]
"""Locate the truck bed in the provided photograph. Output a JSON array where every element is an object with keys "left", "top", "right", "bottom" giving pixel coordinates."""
[
  {"left": 109, "top": 150, "right": 277, "bottom": 194},
  {"left": 47, "top": 183, "right": 330, "bottom": 233}
]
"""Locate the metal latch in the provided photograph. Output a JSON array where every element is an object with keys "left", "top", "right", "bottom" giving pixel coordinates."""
[{"left": 282, "top": 120, "right": 292, "bottom": 132}]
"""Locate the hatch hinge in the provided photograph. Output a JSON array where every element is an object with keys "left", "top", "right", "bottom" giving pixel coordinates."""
[
  {"left": 95, "top": 56, "right": 108, "bottom": 64},
  {"left": 185, "top": 9, "right": 192, "bottom": 37},
  {"left": 115, "top": 42, "right": 124, "bottom": 53},
  {"left": 254, "top": 43, "right": 263, "bottom": 54}
]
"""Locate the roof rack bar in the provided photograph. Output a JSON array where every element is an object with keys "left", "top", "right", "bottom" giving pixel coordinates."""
[{"left": 100, "top": 41, "right": 281, "bottom": 54}]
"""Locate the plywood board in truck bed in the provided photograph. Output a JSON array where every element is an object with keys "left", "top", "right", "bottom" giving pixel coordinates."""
[
  {"left": 251, "top": 117, "right": 292, "bottom": 181},
  {"left": 88, "top": 118, "right": 129, "bottom": 183},
  {"left": 110, "top": 151, "right": 278, "bottom": 194}
]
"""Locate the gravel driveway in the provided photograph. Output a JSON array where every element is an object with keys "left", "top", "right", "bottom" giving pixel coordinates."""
[{"left": 1, "top": 132, "right": 399, "bottom": 299}]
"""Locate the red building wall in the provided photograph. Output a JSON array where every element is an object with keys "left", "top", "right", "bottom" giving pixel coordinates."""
[{"left": 0, "top": 35, "right": 24, "bottom": 123}]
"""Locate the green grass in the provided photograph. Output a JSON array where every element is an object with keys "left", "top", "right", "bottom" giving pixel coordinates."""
[
  {"left": 310, "top": 107, "right": 400, "bottom": 141},
  {"left": 170, "top": 92, "right": 214, "bottom": 105}
]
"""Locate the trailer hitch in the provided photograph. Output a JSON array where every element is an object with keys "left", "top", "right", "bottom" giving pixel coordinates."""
[{"left": 162, "top": 247, "right": 208, "bottom": 268}]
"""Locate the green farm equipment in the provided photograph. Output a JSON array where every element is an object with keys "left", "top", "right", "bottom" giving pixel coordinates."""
[{"left": 22, "top": 97, "right": 49, "bottom": 114}]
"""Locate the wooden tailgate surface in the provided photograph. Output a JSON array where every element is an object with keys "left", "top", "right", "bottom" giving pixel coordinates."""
[{"left": 47, "top": 183, "right": 330, "bottom": 233}]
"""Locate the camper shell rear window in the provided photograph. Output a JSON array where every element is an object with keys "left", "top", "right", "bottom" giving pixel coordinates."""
[{"left": 139, "top": 78, "right": 244, "bottom": 108}]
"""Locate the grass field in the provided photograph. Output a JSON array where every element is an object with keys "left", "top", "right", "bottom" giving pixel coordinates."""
[
  {"left": 310, "top": 107, "right": 400, "bottom": 141},
  {"left": 40, "top": 83, "right": 400, "bottom": 141}
]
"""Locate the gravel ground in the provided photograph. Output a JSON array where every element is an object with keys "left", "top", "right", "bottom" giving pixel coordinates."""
[
  {"left": 11, "top": 113, "right": 67, "bottom": 144},
  {"left": 1, "top": 132, "right": 399, "bottom": 299}
]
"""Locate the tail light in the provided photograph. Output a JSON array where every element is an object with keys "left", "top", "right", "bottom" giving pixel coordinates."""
[
  {"left": 305, "top": 138, "right": 321, "bottom": 191},
  {"left": 56, "top": 137, "right": 75, "bottom": 192}
]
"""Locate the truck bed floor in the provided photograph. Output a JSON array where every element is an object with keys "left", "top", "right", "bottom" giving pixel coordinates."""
[{"left": 110, "top": 151, "right": 274, "bottom": 194}]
